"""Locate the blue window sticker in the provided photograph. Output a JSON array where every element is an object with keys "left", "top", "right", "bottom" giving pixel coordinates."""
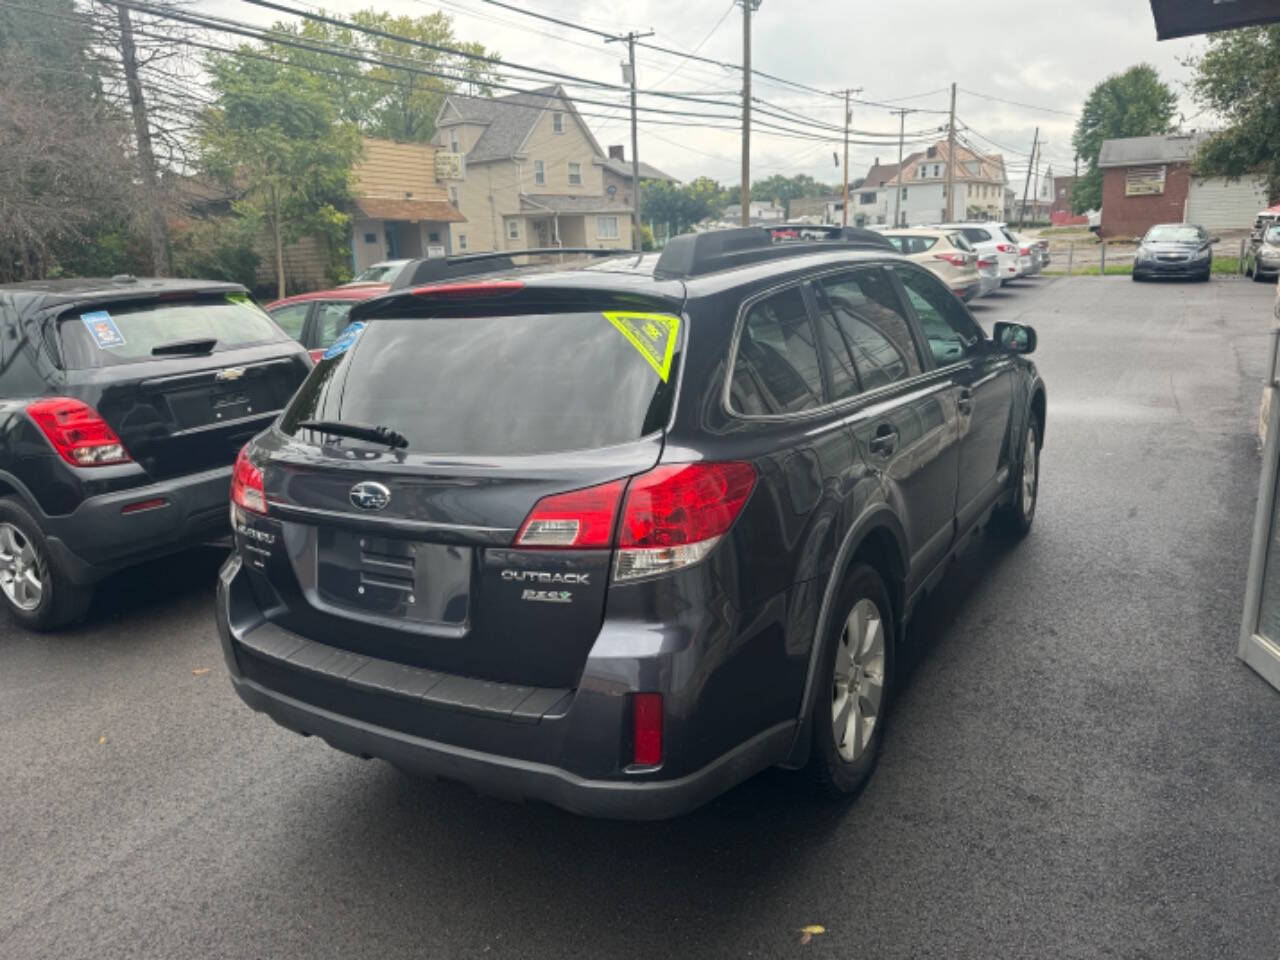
[
  {"left": 322, "top": 321, "right": 365, "bottom": 360},
  {"left": 80, "top": 311, "right": 126, "bottom": 349}
]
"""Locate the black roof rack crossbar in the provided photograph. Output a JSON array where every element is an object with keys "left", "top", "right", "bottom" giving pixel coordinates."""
[
  {"left": 388, "top": 248, "right": 634, "bottom": 290},
  {"left": 653, "top": 226, "right": 896, "bottom": 279}
]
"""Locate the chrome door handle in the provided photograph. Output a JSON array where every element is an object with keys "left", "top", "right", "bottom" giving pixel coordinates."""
[
  {"left": 868, "top": 424, "right": 898, "bottom": 457},
  {"left": 957, "top": 389, "right": 973, "bottom": 415}
]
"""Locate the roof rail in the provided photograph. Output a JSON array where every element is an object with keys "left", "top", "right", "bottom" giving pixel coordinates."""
[
  {"left": 654, "top": 226, "right": 896, "bottom": 279},
  {"left": 388, "top": 248, "right": 630, "bottom": 291}
]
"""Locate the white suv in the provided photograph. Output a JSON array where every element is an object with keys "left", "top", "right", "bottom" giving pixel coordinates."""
[{"left": 934, "top": 222, "right": 1020, "bottom": 285}]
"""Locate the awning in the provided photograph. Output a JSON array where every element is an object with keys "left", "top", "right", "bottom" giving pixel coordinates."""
[
  {"left": 1149, "top": 0, "right": 1280, "bottom": 39},
  {"left": 353, "top": 197, "right": 466, "bottom": 224}
]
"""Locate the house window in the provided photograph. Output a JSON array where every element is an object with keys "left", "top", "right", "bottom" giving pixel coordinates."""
[
  {"left": 449, "top": 186, "right": 459, "bottom": 207},
  {"left": 458, "top": 233, "right": 468, "bottom": 250},
  {"left": 450, "top": 131, "right": 459, "bottom": 153},
  {"left": 363, "top": 233, "right": 377, "bottom": 245},
  {"left": 596, "top": 216, "right": 619, "bottom": 240},
  {"left": 534, "top": 160, "right": 545, "bottom": 186},
  {"left": 860, "top": 192, "right": 876, "bottom": 205},
  {"left": 1125, "top": 164, "right": 1167, "bottom": 196},
  {"left": 552, "top": 112, "right": 564, "bottom": 134},
  {"left": 568, "top": 162, "right": 582, "bottom": 186},
  {"left": 507, "top": 219, "right": 520, "bottom": 240},
  {"left": 902, "top": 187, "right": 908, "bottom": 199}
]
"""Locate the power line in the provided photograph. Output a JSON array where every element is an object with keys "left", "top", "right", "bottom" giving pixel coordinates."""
[{"left": 958, "top": 87, "right": 1077, "bottom": 118}]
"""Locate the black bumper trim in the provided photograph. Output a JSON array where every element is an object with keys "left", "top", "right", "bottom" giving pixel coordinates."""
[{"left": 230, "top": 673, "right": 795, "bottom": 820}]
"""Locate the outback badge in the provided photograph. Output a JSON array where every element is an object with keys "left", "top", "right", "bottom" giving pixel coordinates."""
[{"left": 349, "top": 481, "right": 391, "bottom": 511}]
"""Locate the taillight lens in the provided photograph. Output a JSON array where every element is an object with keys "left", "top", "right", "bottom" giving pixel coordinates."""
[
  {"left": 615, "top": 462, "right": 756, "bottom": 582},
  {"left": 230, "top": 446, "right": 267, "bottom": 515},
  {"left": 514, "top": 479, "right": 626, "bottom": 548},
  {"left": 512, "top": 462, "right": 757, "bottom": 582},
  {"left": 308, "top": 348, "right": 325, "bottom": 364},
  {"left": 934, "top": 252, "right": 968, "bottom": 267},
  {"left": 978, "top": 258, "right": 995, "bottom": 268},
  {"left": 996, "top": 243, "right": 1015, "bottom": 254},
  {"left": 1020, "top": 246, "right": 1031, "bottom": 256},
  {"left": 631, "top": 693, "right": 663, "bottom": 766},
  {"left": 26, "top": 397, "right": 130, "bottom": 466}
]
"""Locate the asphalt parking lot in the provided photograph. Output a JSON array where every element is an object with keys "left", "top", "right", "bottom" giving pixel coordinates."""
[{"left": 3, "top": 275, "right": 1279, "bottom": 960}]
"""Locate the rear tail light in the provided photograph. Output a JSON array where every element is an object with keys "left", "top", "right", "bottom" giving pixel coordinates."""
[
  {"left": 996, "top": 243, "right": 1015, "bottom": 254},
  {"left": 26, "top": 397, "right": 131, "bottom": 466},
  {"left": 631, "top": 693, "right": 663, "bottom": 766},
  {"left": 1020, "top": 246, "right": 1032, "bottom": 256},
  {"left": 978, "top": 258, "right": 995, "bottom": 268},
  {"left": 514, "top": 479, "right": 626, "bottom": 548},
  {"left": 230, "top": 446, "right": 267, "bottom": 515},
  {"left": 513, "top": 461, "right": 756, "bottom": 581},
  {"left": 308, "top": 348, "right": 325, "bottom": 364},
  {"left": 934, "top": 252, "right": 969, "bottom": 267}
]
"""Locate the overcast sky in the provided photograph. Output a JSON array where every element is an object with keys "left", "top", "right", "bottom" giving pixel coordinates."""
[{"left": 216, "top": 0, "right": 1210, "bottom": 192}]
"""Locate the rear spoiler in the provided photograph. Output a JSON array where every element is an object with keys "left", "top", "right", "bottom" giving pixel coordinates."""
[{"left": 387, "top": 249, "right": 632, "bottom": 292}]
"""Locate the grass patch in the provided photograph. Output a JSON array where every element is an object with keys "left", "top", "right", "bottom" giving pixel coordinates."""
[{"left": 1043, "top": 256, "right": 1242, "bottom": 277}]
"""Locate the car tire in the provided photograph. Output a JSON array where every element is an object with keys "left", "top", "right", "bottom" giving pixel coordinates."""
[
  {"left": 0, "top": 498, "right": 92, "bottom": 630},
  {"left": 1254, "top": 267, "right": 1269, "bottom": 283},
  {"left": 995, "top": 416, "right": 1040, "bottom": 539},
  {"left": 805, "top": 563, "right": 894, "bottom": 800}
]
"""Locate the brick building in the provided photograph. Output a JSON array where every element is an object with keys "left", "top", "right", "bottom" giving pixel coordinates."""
[{"left": 1097, "top": 133, "right": 1268, "bottom": 238}]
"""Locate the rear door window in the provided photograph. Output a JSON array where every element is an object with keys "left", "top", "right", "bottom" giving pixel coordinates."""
[
  {"left": 60, "top": 297, "right": 287, "bottom": 368},
  {"left": 281, "top": 309, "right": 681, "bottom": 456},
  {"left": 816, "top": 269, "right": 923, "bottom": 396},
  {"left": 961, "top": 228, "right": 992, "bottom": 244},
  {"left": 729, "top": 286, "right": 824, "bottom": 415}
]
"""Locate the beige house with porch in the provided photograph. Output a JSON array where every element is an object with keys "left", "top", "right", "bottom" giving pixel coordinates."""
[{"left": 432, "top": 85, "right": 635, "bottom": 253}]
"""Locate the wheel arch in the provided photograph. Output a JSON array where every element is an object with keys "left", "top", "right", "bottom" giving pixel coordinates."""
[{"left": 782, "top": 505, "right": 909, "bottom": 768}]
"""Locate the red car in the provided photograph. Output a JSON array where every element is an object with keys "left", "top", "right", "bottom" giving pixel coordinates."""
[{"left": 265, "top": 284, "right": 388, "bottom": 363}]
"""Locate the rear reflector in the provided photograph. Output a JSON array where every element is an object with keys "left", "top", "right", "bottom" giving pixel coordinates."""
[
  {"left": 26, "top": 397, "right": 131, "bottom": 467},
  {"left": 308, "top": 348, "right": 325, "bottom": 364},
  {"left": 631, "top": 693, "right": 663, "bottom": 766},
  {"left": 231, "top": 446, "right": 267, "bottom": 515},
  {"left": 515, "top": 479, "right": 626, "bottom": 548},
  {"left": 121, "top": 497, "right": 168, "bottom": 515},
  {"left": 411, "top": 281, "right": 526, "bottom": 298}
]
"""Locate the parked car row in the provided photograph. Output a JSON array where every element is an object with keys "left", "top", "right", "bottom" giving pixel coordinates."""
[
  {"left": 873, "top": 221, "right": 1046, "bottom": 306},
  {"left": 2, "top": 224, "right": 1046, "bottom": 820}
]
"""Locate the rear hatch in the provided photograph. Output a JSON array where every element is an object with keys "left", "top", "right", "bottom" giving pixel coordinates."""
[
  {"left": 56, "top": 294, "right": 309, "bottom": 480},
  {"left": 252, "top": 285, "right": 685, "bottom": 688}
]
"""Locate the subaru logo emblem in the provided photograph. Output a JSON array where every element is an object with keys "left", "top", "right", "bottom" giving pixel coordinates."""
[{"left": 349, "top": 481, "right": 391, "bottom": 511}]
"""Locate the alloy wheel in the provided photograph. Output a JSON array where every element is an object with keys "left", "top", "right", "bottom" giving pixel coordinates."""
[
  {"left": 831, "top": 598, "right": 886, "bottom": 762},
  {"left": 0, "top": 522, "right": 42, "bottom": 611}
]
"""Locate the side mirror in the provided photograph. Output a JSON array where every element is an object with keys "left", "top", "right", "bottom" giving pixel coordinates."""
[{"left": 993, "top": 321, "right": 1036, "bottom": 355}]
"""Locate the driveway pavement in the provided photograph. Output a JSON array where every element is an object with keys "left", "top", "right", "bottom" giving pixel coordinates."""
[{"left": 2, "top": 276, "right": 1278, "bottom": 959}]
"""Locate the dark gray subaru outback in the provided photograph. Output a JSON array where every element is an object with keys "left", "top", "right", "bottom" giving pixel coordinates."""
[{"left": 217, "top": 227, "right": 1046, "bottom": 818}]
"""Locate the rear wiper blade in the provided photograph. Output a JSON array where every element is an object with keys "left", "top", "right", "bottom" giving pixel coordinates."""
[
  {"left": 297, "top": 419, "right": 409, "bottom": 449},
  {"left": 152, "top": 337, "right": 217, "bottom": 356}
]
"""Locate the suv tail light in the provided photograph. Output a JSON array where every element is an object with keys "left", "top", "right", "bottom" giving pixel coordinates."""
[
  {"left": 1020, "top": 245, "right": 1032, "bottom": 256},
  {"left": 514, "top": 462, "right": 756, "bottom": 581},
  {"left": 231, "top": 447, "right": 267, "bottom": 515},
  {"left": 934, "top": 252, "right": 969, "bottom": 267},
  {"left": 26, "top": 397, "right": 130, "bottom": 466},
  {"left": 996, "top": 243, "right": 1016, "bottom": 254}
]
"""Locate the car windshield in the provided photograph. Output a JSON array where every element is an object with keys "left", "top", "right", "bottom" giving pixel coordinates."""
[
  {"left": 58, "top": 296, "right": 287, "bottom": 368},
  {"left": 1145, "top": 226, "right": 1205, "bottom": 243},
  {"left": 280, "top": 310, "right": 681, "bottom": 456},
  {"left": 350, "top": 262, "right": 405, "bottom": 283}
]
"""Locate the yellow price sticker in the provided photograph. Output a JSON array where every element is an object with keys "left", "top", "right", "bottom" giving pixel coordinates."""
[{"left": 603, "top": 311, "right": 680, "bottom": 382}]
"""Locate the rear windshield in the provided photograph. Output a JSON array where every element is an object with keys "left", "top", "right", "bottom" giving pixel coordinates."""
[
  {"left": 59, "top": 297, "right": 286, "bottom": 369},
  {"left": 885, "top": 235, "right": 938, "bottom": 254},
  {"left": 960, "top": 228, "right": 991, "bottom": 244},
  {"left": 280, "top": 311, "right": 682, "bottom": 456}
]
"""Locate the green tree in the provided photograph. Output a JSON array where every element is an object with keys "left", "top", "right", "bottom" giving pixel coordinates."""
[
  {"left": 1190, "top": 26, "right": 1280, "bottom": 196},
  {"left": 269, "top": 10, "right": 501, "bottom": 143},
  {"left": 1070, "top": 64, "right": 1178, "bottom": 213},
  {"left": 641, "top": 177, "right": 730, "bottom": 238},
  {"left": 750, "top": 173, "right": 830, "bottom": 218},
  {"left": 199, "top": 52, "right": 362, "bottom": 298}
]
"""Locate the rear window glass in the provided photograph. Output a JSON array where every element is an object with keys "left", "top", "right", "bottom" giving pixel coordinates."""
[
  {"left": 280, "top": 311, "right": 681, "bottom": 456},
  {"left": 961, "top": 228, "right": 992, "bottom": 243},
  {"left": 60, "top": 297, "right": 286, "bottom": 369},
  {"left": 885, "top": 235, "right": 938, "bottom": 254}
]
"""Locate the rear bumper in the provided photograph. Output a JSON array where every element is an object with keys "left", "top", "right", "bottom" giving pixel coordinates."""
[
  {"left": 216, "top": 555, "right": 795, "bottom": 819},
  {"left": 43, "top": 466, "right": 231, "bottom": 583}
]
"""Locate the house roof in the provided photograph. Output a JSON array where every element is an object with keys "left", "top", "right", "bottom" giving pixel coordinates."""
[
  {"left": 861, "top": 155, "right": 918, "bottom": 188},
  {"left": 899, "top": 142, "right": 1006, "bottom": 184},
  {"left": 353, "top": 197, "right": 466, "bottom": 224},
  {"left": 1098, "top": 133, "right": 1208, "bottom": 168},
  {"left": 520, "top": 194, "right": 634, "bottom": 214},
  {"left": 602, "top": 158, "right": 679, "bottom": 183},
  {"left": 436, "top": 85, "right": 605, "bottom": 164}
]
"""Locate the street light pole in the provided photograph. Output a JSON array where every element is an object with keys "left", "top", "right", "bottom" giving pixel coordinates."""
[{"left": 605, "top": 29, "right": 653, "bottom": 251}]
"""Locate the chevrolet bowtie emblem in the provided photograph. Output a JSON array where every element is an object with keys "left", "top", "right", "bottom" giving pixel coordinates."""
[{"left": 215, "top": 367, "right": 246, "bottom": 382}]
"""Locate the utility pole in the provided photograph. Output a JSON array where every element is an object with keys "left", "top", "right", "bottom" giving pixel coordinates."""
[
  {"left": 605, "top": 29, "right": 654, "bottom": 250},
  {"left": 944, "top": 82, "right": 957, "bottom": 222},
  {"left": 739, "top": 0, "right": 759, "bottom": 226},
  {"left": 116, "top": 4, "right": 169, "bottom": 276},
  {"left": 836, "top": 88, "right": 861, "bottom": 227},
  {"left": 891, "top": 108, "right": 913, "bottom": 228},
  {"left": 1019, "top": 128, "right": 1039, "bottom": 228}
]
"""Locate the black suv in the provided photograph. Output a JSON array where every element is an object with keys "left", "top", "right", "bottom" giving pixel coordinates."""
[
  {"left": 217, "top": 228, "right": 1045, "bottom": 818},
  {"left": 0, "top": 277, "right": 309, "bottom": 628}
]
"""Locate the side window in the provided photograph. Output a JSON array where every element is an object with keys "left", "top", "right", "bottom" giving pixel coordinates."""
[
  {"left": 817, "top": 269, "right": 923, "bottom": 395},
  {"left": 268, "top": 303, "right": 309, "bottom": 340},
  {"left": 893, "top": 267, "right": 985, "bottom": 366},
  {"left": 730, "top": 286, "right": 824, "bottom": 415},
  {"left": 316, "top": 302, "right": 354, "bottom": 346}
]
